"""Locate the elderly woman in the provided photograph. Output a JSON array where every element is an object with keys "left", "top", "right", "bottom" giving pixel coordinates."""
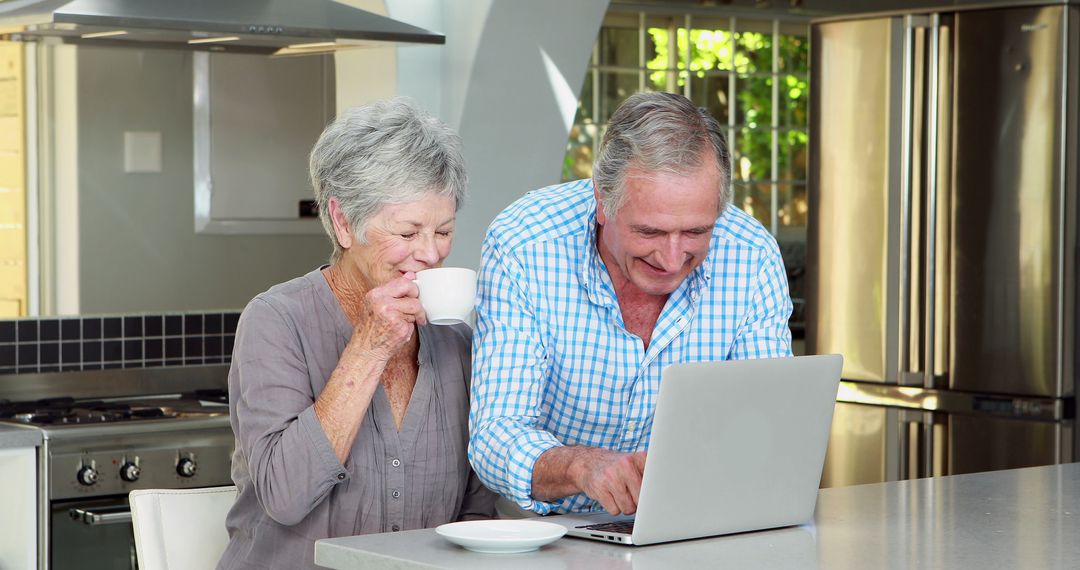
[{"left": 218, "top": 98, "right": 497, "bottom": 570}]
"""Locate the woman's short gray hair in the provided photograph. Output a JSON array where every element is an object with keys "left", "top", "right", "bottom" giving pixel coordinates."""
[
  {"left": 310, "top": 97, "right": 467, "bottom": 263},
  {"left": 592, "top": 91, "right": 731, "bottom": 219}
]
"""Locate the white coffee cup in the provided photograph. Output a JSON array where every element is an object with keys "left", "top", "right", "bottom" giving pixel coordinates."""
[{"left": 413, "top": 267, "right": 477, "bottom": 326}]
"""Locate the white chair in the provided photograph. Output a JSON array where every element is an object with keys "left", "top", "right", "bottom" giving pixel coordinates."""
[{"left": 130, "top": 486, "right": 237, "bottom": 570}]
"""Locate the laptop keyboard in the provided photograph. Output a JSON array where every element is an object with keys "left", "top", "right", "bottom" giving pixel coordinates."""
[{"left": 577, "top": 521, "right": 635, "bottom": 534}]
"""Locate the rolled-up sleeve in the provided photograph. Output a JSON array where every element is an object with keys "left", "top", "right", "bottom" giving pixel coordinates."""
[
  {"left": 468, "top": 236, "right": 565, "bottom": 515},
  {"left": 230, "top": 298, "right": 348, "bottom": 526}
]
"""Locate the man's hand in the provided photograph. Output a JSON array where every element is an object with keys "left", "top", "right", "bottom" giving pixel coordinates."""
[
  {"left": 532, "top": 446, "right": 648, "bottom": 515},
  {"left": 572, "top": 448, "right": 648, "bottom": 515}
]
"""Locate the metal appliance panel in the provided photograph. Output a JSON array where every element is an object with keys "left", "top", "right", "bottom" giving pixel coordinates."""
[
  {"left": 50, "top": 497, "right": 137, "bottom": 570},
  {"left": 48, "top": 424, "right": 233, "bottom": 500},
  {"left": 948, "top": 414, "right": 1062, "bottom": 474},
  {"left": 820, "top": 402, "right": 900, "bottom": 488},
  {"left": 948, "top": 6, "right": 1065, "bottom": 397},
  {"left": 808, "top": 17, "right": 899, "bottom": 383}
]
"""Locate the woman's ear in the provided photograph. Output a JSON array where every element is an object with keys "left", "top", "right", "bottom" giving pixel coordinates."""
[{"left": 328, "top": 197, "right": 355, "bottom": 250}]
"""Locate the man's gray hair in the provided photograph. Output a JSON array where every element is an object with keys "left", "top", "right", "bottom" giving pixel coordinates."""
[
  {"left": 592, "top": 91, "right": 731, "bottom": 219},
  {"left": 310, "top": 97, "right": 467, "bottom": 263}
]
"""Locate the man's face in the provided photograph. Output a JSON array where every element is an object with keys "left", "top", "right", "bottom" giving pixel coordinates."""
[{"left": 596, "top": 157, "right": 723, "bottom": 297}]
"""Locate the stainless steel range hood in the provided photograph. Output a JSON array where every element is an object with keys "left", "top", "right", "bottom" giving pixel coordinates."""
[{"left": 0, "top": 0, "right": 444, "bottom": 55}]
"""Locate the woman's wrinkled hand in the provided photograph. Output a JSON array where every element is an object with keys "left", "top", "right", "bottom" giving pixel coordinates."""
[{"left": 349, "top": 272, "right": 427, "bottom": 361}]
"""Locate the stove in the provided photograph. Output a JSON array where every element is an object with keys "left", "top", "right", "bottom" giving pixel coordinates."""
[
  {"left": 0, "top": 392, "right": 226, "bottom": 425},
  {"left": 0, "top": 365, "right": 235, "bottom": 570}
]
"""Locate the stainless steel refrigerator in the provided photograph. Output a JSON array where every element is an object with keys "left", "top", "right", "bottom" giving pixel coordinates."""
[{"left": 807, "top": 2, "right": 1077, "bottom": 487}]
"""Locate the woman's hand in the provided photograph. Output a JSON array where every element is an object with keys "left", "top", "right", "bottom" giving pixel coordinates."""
[{"left": 349, "top": 271, "right": 427, "bottom": 361}]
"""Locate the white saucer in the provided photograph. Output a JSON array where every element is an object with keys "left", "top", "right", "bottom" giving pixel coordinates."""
[{"left": 435, "top": 520, "right": 567, "bottom": 554}]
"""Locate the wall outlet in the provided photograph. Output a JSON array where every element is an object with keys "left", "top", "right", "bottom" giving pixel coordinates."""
[{"left": 123, "top": 131, "right": 162, "bottom": 173}]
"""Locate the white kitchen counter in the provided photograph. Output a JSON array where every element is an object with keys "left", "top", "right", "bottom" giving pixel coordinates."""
[
  {"left": 0, "top": 424, "right": 42, "bottom": 449},
  {"left": 315, "top": 462, "right": 1080, "bottom": 569}
]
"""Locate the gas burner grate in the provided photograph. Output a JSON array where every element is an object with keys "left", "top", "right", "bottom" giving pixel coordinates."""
[{"left": 0, "top": 389, "right": 229, "bottom": 426}]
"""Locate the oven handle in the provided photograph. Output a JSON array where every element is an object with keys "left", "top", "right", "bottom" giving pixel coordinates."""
[{"left": 69, "top": 505, "right": 133, "bottom": 526}]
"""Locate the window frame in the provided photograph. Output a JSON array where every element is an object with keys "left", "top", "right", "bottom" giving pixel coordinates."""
[{"left": 566, "top": 10, "right": 810, "bottom": 238}]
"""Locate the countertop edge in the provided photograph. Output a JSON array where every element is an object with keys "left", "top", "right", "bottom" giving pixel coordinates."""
[
  {"left": 0, "top": 425, "right": 42, "bottom": 449},
  {"left": 315, "top": 539, "right": 443, "bottom": 570}
]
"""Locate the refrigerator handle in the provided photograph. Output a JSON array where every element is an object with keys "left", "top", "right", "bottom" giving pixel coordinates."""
[
  {"left": 923, "top": 13, "right": 942, "bottom": 391},
  {"left": 898, "top": 14, "right": 919, "bottom": 382},
  {"left": 899, "top": 15, "right": 931, "bottom": 385}
]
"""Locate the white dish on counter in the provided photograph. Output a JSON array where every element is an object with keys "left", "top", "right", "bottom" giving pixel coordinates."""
[{"left": 435, "top": 520, "right": 567, "bottom": 554}]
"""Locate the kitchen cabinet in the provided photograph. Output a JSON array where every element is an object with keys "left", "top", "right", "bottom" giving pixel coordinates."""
[{"left": 0, "top": 439, "right": 39, "bottom": 568}]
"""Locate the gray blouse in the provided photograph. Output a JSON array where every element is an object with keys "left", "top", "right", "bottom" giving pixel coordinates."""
[{"left": 218, "top": 268, "right": 497, "bottom": 570}]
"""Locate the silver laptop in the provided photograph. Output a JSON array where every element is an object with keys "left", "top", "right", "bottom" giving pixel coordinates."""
[{"left": 546, "top": 354, "right": 843, "bottom": 546}]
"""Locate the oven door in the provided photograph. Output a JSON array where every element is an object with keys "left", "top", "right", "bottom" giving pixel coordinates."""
[{"left": 51, "top": 496, "right": 136, "bottom": 570}]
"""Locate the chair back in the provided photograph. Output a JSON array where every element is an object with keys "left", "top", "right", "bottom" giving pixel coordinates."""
[{"left": 130, "top": 486, "right": 237, "bottom": 570}]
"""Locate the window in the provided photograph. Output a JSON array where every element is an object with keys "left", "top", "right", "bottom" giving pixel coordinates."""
[{"left": 563, "top": 11, "right": 810, "bottom": 245}]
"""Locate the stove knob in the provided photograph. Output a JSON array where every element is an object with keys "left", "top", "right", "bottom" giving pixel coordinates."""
[
  {"left": 76, "top": 466, "right": 98, "bottom": 486},
  {"left": 176, "top": 457, "right": 198, "bottom": 478},
  {"left": 120, "top": 462, "right": 141, "bottom": 482}
]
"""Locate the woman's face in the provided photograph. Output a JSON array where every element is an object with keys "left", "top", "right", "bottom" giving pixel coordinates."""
[{"left": 346, "top": 193, "right": 457, "bottom": 288}]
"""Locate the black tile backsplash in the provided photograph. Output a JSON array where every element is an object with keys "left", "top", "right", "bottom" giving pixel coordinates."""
[
  {"left": 165, "top": 337, "right": 183, "bottom": 360},
  {"left": 124, "top": 339, "right": 143, "bottom": 361},
  {"left": 205, "top": 335, "right": 222, "bottom": 358},
  {"left": 17, "top": 344, "right": 36, "bottom": 366},
  {"left": 145, "top": 316, "right": 163, "bottom": 337},
  {"left": 82, "top": 318, "right": 101, "bottom": 340},
  {"left": 145, "top": 338, "right": 162, "bottom": 360},
  {"left": 61, "top": 342, "right": 81, "bottom": 364},
  {"left": 41, "top": 343, "right": 59, "bottom": 365},
  {"left": 103, "top": 340, "right": 122, "bottom": 362},
  {"left": 17, "top": 321, "right": 37, "bottom": 342},
  {"left": 0, "top": 344, "right": 14, "bottom": 367},
  {"left": 83, "top": 341, "right": 102, "bottom": 363},
  {"left": 40, "top": 320, "right": 59, "bottom": 341},
  {"left": 103, "top": 317, "right": 122, "bottom": 339},
  {"left": 0, "top": 321, "right": 14, "bottom": 343},
  {"left": 0, "top": 311, "right": 240, "bottom": 374},
  {"left": 61, "top": 319, "right": 80, "bottom": 341},
  {"left": 124, "top": 316, "right": 143, "bottom": 338},
  {"left": 165, "top": 315, "right": 182, "bottom": 336},
  {"left": 184, "top": 337, "right": 203, "bottom": 358},
  {"left": 184, "top": 314, "right": 203, "bottom": 335},
  {"left": 205, "top": 313, "right": 222, "bottom": 335}
]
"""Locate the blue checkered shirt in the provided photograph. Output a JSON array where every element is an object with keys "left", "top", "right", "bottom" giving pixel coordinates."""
[{"left": 468, "top": 179, "right": 792, "bottom": 514}]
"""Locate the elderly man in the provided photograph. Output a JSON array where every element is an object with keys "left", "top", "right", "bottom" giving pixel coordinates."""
[{"left": 469, "top": 91, "right": 792, "bottom": 517}]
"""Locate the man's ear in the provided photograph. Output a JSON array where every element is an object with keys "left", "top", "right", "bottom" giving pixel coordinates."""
[
  {"left": 593, "top": 181, "right": 607, "bottom": 226},
  {"left": 327, "top": 197, "right": 355, "bottom": 250}
]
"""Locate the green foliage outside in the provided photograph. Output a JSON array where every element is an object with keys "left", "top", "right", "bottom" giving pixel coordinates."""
[{"left": 562, "top": 23, "right": 810, "bottom": 229}]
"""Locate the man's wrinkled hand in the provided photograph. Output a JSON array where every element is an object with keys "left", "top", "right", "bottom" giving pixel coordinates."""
[{"left": 572, "top": 449, "right": 648, "bottom": 515}]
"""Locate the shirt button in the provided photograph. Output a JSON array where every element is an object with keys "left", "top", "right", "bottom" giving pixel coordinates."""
[
  {"left": 392, "top": 490, "right": 401, "bottom": 499},
  {"left": 677, "top": 317, "right": 687, "bottom": 325},
  {"left": 337, "top": 473, "right": 346, "bottom": 481},
  {"left": 392, "top": 524, "right": 401, "bottom": 532},
  {"left": 391, "top": 458, "right": 401, "bottom": 468},
  {"left": 626, "top": 421, "right": 637, "bottom": 431}
]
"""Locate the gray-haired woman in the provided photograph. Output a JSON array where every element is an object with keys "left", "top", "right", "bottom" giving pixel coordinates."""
[{"left": 218, "top": 98, "right": 497, "bottom": 570}]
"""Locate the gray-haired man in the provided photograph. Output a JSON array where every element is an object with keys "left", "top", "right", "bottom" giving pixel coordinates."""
[{"left": 469, "top": 92, "right": 794, "bottom": 516}]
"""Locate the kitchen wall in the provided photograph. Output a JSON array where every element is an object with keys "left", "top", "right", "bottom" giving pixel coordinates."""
[
  {"left": 361, "top": 0, "right": 611, "bottom": 269},
  {"left": 75, "top": 48, "right": 329, "bottom": 315},
  {"left": 41, "top": 0, "right": 610, "bottom": 315}
]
